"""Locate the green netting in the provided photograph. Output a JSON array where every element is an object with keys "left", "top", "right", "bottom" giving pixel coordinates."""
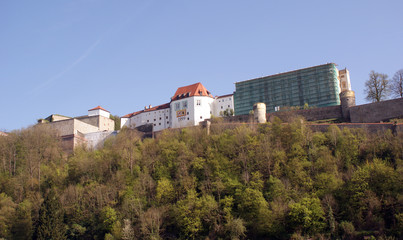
[{"left": 234, "top": 63, "right": 341, "bottom": 115}]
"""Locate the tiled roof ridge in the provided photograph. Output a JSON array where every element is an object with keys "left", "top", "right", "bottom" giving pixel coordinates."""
[
  {"left": 122, "top": 103, "right": 170, "bottom": 118},
  {"left": 89, "top": 106, "right": 110, "bottom": 113},
  {"left": 216, "top": 94, "right": 233, "bottom": 99},
  {"left": 172, "top": 82, "right": 213, "bottom": 101}
]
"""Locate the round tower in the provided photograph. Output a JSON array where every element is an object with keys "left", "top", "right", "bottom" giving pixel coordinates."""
[
  {"left": 340, "top": 90, "right": 356, "bottom": 121},
  {"left": 253, "top": 103, "right": 267, "bottom": 123}
]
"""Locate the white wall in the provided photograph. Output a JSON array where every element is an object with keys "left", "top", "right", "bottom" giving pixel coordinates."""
[
  {"left": 171, "top": 98, "right": 193, "bottom": 129},
  {"left": 212, "top": 95, "right": 234, "bottom": 116},
  {"left": 121, "top": 117, "right": 129, "bottom": 128},
  {"left": 88, "top": 109, "right": 110, "bottom": 118},
  {"left": 193, "top": 96, "right": 215, "bottom": 125},
  {"left": 126, "top": 108, "right": 171, "bottom": 132},
  {"left": 171, "top": 96, "right": 214, "bottom": 129}
]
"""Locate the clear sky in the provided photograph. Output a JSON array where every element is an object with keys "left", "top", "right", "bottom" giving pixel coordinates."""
[{"left": 1, "top": 0, "right": 402, "bottom": 131}]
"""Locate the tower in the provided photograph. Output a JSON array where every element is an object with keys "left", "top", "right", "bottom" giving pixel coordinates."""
[
  {"left": 253, "top": 103, "right": 267, "bottom": 123},
  {"left": 338, "top": 68, "right": 352, "bottom": 92},
  {"left": 340, "top": 90, "right": 356, "bottom": 121}
]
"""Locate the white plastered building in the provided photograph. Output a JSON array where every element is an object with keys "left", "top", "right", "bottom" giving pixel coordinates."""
[{"left": 121, "top": 82, "right": 234, "bottom": 132}]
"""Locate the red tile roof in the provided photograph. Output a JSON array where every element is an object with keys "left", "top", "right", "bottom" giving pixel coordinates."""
[
  {"left": 88, "top": 106, "right": 110, "bottom": 112},
  {"left": 216, "top": 94, "right": 233, "bottom": 99},
  {"left": 171, "top": 82, "right": 213, "bottom": 101},
  {"left": 122, "top": 103, "right": 170, "bottom": 118}
]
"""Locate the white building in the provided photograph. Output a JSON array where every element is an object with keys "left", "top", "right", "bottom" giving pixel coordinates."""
[
  {"left": 88, "top": 106, "right": 111, "bottom": 118},
  {"left": 121, "top": 82, "right": 234, "bottom": 131},
  {"left": 212, "top": 94, "right": 234, "bottom": 117},
  {"left": 121, "top": 103, "right": 171, "bottom": 132}
]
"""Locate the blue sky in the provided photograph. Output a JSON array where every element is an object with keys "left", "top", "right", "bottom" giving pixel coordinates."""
[{"left": 1, "top": 0, "right": 402, "bottom": 131}]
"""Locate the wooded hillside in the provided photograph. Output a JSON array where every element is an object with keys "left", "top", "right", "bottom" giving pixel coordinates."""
[{"left": 0, "top": 118, "right": 402, "bottom": 239}]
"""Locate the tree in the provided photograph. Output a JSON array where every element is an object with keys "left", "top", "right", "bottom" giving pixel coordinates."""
[
  {"left": 364, "top": 71, "right": 389, "bottom": 102},
  {"left": 0, "top": 193, "right": 17, "bottom": 239},
  {"left": 110, "top": 115, "right": 121, "bottom": 131},
  {"left": 36, "top": 188, "right": 66, "bottom": 240},
  {"left": 391, "top": 69, "right": 403, "bottom": 98},
  {"left": 287, "top": 197, "right": 325, "bottom": 236}
]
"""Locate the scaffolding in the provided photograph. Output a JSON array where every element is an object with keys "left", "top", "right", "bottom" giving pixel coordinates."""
[{"left": 234, "top": 63, "right": 341, "bottom": 115}]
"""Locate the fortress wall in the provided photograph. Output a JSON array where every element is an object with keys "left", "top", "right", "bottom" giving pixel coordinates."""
[
  {"left": 307, "top": 123, "right": 399, "bottom": 134},
  {"left": 84, "top": 131, "right": 117, "bottom": 149},
  {"left": 48, "top": 119, "right": 75, "bottom": 136},
  {"left": 99, "top": 116, "right": 115, "bottom": 131},
  {"left": 73, "top": 119, "right": 99, "bottom": 134},
  {"left": 76, "top": 115, "right": 100, "bottom": 128},
  {"left": 268, "top": 105, "right": 342, "bottom": 122},
  {"left": 350, "top": 98, "right": 403, "bottom": 123}
]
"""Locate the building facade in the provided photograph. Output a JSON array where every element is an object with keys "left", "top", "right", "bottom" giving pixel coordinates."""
[
  {"left": 234, "top": 63, "right": 351, "bottom": 115},
  {"left": 39, "top": 106, "right": 116, "bottom": 152},
  {"left": 121, "top": 82, "right": 234, "bottom": 131}
]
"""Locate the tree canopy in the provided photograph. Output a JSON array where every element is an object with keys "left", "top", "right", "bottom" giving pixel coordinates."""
[
  {"left": 364, "top": 70, "right": 390, "bottom": 102},
  {"left": 0, "top": 119, "right": 402, "bottom": 239}
]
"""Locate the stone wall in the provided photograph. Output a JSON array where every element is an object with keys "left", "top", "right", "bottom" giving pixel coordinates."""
[
  {"left": 84, "top": 131, "right": 117, "bottom": 149},
  {"left": 307, "top": 123, "right": 402, "bottom": 134},
  {"left": 268, "top": 105, "right": 342, "bottom": 122},
  {"left": 73, "top": 119, "right": 99, "bottom": 134},
  {"left": 48, "top": 119, "right": 75, "bottom": 136},
  {"left": 75, "top": 115, "right": 100, "bottom": 128},
  {"left": 76, "top": 115, "right": 114, "bottom": 131},
  {"left": 99, "top": 115, "right": 115, "bottom": 131},
  {"left": 349, "top": 98, "right": 403, "bottom": 123},
  {"left": 202, "top": 121, "right": 403, "bottom": 135}
]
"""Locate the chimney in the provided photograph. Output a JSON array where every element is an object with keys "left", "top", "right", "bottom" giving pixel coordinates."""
[{"left": 149, "top": 105, "right": 152, "bottom": 109}]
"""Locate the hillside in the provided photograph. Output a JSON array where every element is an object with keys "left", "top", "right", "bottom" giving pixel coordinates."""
[{"left": 0, "top": 118, "right": 402, "bottom": 239}]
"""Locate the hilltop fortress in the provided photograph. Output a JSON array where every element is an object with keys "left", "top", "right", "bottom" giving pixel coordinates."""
[{"left": 38, "top": 63, "right": 403, "bottom": 151}]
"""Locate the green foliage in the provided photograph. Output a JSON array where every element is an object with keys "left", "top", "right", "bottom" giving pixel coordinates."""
[
  {"left": 0, "top": 193, "right": 16, "bottom": 238},
  {"left": 110, "top": 115, "right": 121, "bottom": 131},
  {"left": 0, "top": 122, "right": 402, "bottom": 239},
  {"left": 287, "top": 197, "right": 325, "bottom": 236},
  {"left": 36, "top": 188, "right": 66, "bottom": 240}
]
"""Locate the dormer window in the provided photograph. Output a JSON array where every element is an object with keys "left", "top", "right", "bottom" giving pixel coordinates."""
[{"left": 199, "top": 90, "right": 202, "bottom": 95}]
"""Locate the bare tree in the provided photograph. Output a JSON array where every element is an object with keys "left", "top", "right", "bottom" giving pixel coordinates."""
[
  {"left": 391, "top": 69, "right": 403, "bottom": 98},
  {"left": 364, "top": 71, "right": 389, "bottom": 102}
]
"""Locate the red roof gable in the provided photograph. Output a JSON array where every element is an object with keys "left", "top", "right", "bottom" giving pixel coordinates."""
[
  {"left": 88, "top": 106, "right": 110, "bottom": 113},
  {"left": 171, "top": 82, "right": 213, "bottom": 101},
  {"left": 122, "top": 103, "right": 170, "bottom": 119}
]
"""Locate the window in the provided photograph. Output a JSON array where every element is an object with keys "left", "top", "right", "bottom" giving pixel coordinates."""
[
  {"left": 221, "top": 106, "right": 223, "bottom": 109},
  {"left": 154, "top": 119, "right": 156, "bottom": 121},
  {"left": 159, "top": 123, "right": 161, "bottom": 125},
  {"left": 200, "top": 116, "right": 203, "bottom": 119},
  {"left": 175, "top": 102, "right": 180, "bottom": 110},
  {"left": 228, "top": 105, "right": 230, "bottom": 107},
  {"left": 196, "top": 100, "right": 201, "bottom": 106},
  {"left": 182, "top": 100, "right": 188, "bottom": 109},
  {"left": 187, "top": 117, "right": 189, "bottom": 120},
  {"left": 147, "top": 120, "right": 149, "bottom": 122},
  {"left": 153, "top": 124, "right": 156, "bottom": 126},
  {"left": 166, "top": 116, "right": 168, "bottom": 119},
  {"left": 159, "top": 117, "right": 161, "bottom": 120},
  {"left": 167, "top": 121, "right": 169, "bottom": 124},
  {"left": 187, "top": 112, "right": 189, "bottom": 115}
]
